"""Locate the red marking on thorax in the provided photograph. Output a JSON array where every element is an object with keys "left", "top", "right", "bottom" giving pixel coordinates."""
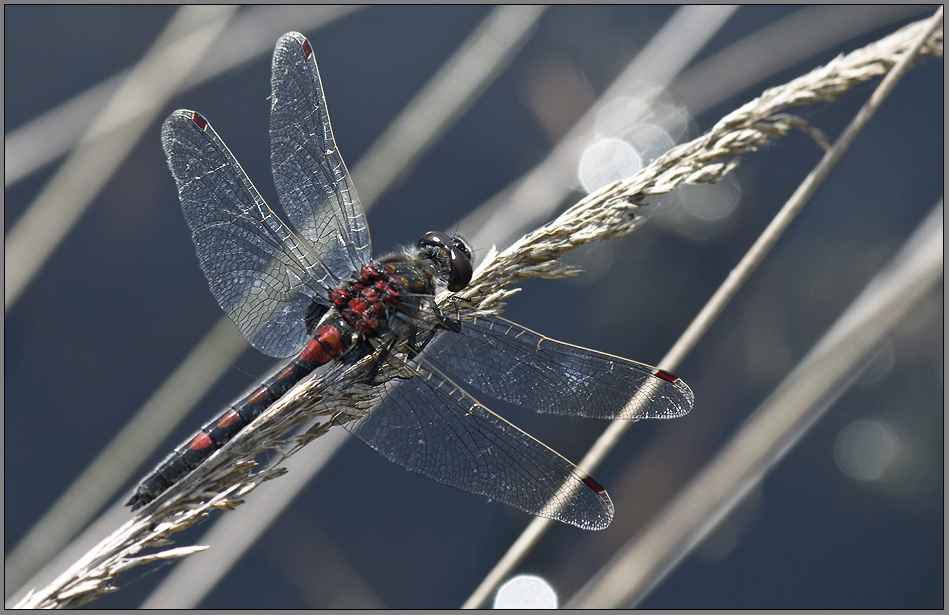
[
  {"left": 332, "top": 288, "right": 350, "bottom": 308},
  {"left": 361, "top": 286, "right": 380, "bottom": 302},
  {"left": 382, "top": 285, "right": 400, "bottom": 304},
  {"left": 348, "top": 297, "right": 368, "bottom": 315}
]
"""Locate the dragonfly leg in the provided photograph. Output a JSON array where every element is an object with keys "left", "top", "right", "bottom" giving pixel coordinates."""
[{"left": 365, "top": 337, "right": 396, "bottom": 384}]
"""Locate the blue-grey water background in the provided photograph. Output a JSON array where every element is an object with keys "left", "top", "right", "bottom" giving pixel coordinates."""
[{"left": 5, "top": 6, "right": 942, "bottom": 608}]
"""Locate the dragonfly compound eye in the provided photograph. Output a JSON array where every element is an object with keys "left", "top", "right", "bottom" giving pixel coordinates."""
[
  {"left": 417, "top": 231, "right": 452, "bottom": 250},
  {"left": 418, "top": 231, "right": 472, "bottom": 292},
  {"left": 446, "top": 243, "right": 472, "bottom": 291},
  {"left": 450, "top": 234, "right": 472, "bottom": 260}
]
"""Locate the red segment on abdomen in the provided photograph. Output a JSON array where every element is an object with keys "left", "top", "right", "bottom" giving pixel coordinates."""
[
  {"left": 275, "top": 364, "right": 298, "bottom": 382},
  {"left": 248, "top": 385, "right": 269, "bottom": 405},
  {"left": 217, "top": 408, "right": 240, "bottom": 429},
  {"left": 300, "top": 325, "right": 345, "bottom": 364},
  {"left": 189, "top": 431, "right": 213, "bottom": 451}
]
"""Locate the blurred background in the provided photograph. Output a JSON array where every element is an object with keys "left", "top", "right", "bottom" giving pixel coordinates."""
[{"left": 5, "top": 5, "right": 942, "bottom": 609}]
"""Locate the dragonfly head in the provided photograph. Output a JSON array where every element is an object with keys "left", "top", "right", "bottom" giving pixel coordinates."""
[{"left": 418, "top": 231, "right": 473, "bottom": 292}]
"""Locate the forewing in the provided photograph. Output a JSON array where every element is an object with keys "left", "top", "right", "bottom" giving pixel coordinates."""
[
  {"left": 346, "top": 359, "right": 614, "bottom": 530},
  {"left": 270, "top": 31, "right": 371, "bottom": 278},
  {"left": 426, "top": 315, "right": 694, "bottom": 420},
  {"left": 162, "top": 110, "right": 332, "bottom": 358}
]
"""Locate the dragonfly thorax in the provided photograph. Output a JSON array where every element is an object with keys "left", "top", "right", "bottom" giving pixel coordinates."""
[
  {"left": 308, "top": 231, "right": 471, "bottom": 351},
  {"left": 331, "top": 263, "right": 403, "bottom": 335}
]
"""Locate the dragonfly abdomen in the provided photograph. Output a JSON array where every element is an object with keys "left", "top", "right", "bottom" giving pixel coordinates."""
[
  {"left": 126, "top": 262, "right": 430, "bottom": 510},
  {"left": 126, "top": 318, "right": 357, "bottom": 510}
]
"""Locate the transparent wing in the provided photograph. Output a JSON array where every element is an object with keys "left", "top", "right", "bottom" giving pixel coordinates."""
[
  {"left": 425, "top": 315, "right": 694, "bottom": 419},
  {"left": 162, "top": 110, "right": 336, "bottom": 357},
  {"left": 270, "top": 31, "right": 371, "bottom": 279},
  {"left": 346, "top": 359, "right": 614, "bottom": 530}
]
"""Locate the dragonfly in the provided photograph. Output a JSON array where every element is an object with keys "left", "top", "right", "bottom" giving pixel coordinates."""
[{"left": 127, "top": 31, "right": 694, "bottom": 530}]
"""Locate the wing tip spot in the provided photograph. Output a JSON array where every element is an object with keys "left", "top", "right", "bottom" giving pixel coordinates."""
[
  {"left": 191, "top": 112, "right": 208, "bottom": 130},
  {"left": 582, "top": 474, "right": 606, "bottom": 494}
]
